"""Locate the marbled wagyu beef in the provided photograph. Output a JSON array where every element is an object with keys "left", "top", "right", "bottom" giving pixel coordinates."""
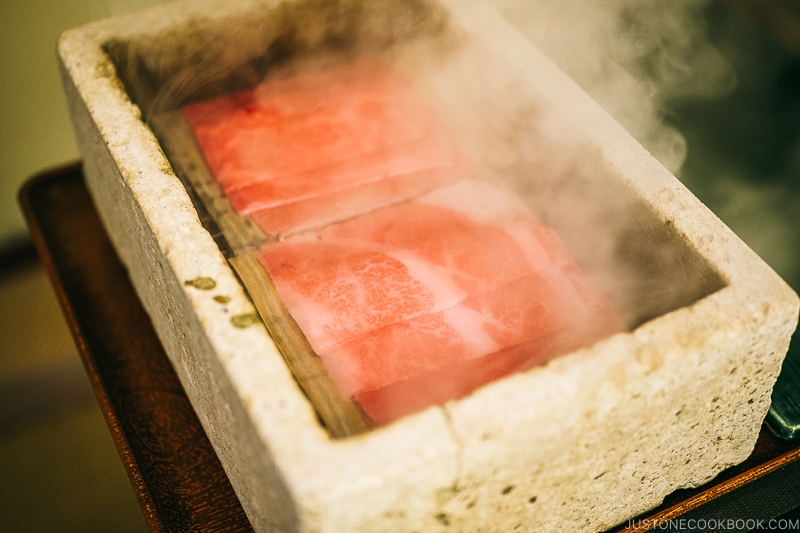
[
  {"left": 184, "top": 59, "right": 627, "bottom": 424},
  {"left": 259, "top": 181, "right": 627, "bottom": 423},
  {"left": 183, "top": 59, "right": 463, "bottom": 236}
]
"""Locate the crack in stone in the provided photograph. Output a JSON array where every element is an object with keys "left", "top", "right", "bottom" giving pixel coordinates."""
[{"left": 441, "top": 404, "right": 464, "bottom": 494}]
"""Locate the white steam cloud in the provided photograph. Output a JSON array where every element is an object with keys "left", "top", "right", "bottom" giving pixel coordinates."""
[
  {"left": 486, "top": 0, "right": 737, "bottom": 173},
  {"left": 111, "top": 0, "right": 736, "bottom": 330}
]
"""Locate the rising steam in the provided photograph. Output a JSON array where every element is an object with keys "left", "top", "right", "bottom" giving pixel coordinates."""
[
  {"left": 105, "top": 0, "right": 736, "bottom": 330},
  {"left": 486, "top": 0, "right": 737, "bottom": 173},
  {"left": 111, "top": 0, "right": 737, "bottom": 173}
]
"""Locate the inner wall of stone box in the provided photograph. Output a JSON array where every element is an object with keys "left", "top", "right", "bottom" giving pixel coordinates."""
[{"left": 103, "top": 0, "right": 726, "bottom": 331}]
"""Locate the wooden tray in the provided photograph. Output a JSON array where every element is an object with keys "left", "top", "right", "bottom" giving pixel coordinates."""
[{"left": 19, "top": 162, "right": 800, "bottom": 532}]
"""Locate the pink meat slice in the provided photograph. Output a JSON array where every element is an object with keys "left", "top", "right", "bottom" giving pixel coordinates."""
[
  {"left": 259, "top": 241, "right": 436, "bottom": 354},
  {"left": 324, "top": 271, "right": 565, "bottom": 397},
  {"left": 314, "top": 185, "right": 536, "bottom": 296},
  {"left": 225, "top": 132, "right": 459, "bottom": 214},
  {"left": 247, "top": 166, "right": 461, "bottom": 236},
  {"left": 350, "top": 263, "right": 626, "bottom": 423},
  {"left": 184, "top": 60, "right": 434, "bottom": 188},
  {"left": 354, "top": 332, "right": 563, "bottom": 425},
  {"left": 258, "top": 180, "right": 627, "bottom": 423},
  {"left": 183, "top": 59, "right": 462, "bottom": 235},
  {"left": 323, "top": 313, "right": 468, "bottom": 399},
  {"left": 258, "top": 181, "right": 546, "bottom": 352}
]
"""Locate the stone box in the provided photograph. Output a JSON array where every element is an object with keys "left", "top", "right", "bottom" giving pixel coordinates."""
[{"left": 57, "top": 0, "right": 799, "bottom": 530}]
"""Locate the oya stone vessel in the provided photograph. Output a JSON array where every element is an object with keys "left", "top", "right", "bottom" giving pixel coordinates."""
[{"left": 58, "top": 0, "right": 799, "bottom": 530}]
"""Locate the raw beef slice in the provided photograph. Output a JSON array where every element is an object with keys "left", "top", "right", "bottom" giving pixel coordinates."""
[
  {"left": 258, "top": 180, "right": 627, "bottom": 424},
  {"left": 183, "top": 59, "right": 463, "bottom": 235}
]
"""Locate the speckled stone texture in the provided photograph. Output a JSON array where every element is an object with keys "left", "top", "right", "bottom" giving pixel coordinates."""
[{"left": 58, "top": 0, "right": 799, "bottom": 531}]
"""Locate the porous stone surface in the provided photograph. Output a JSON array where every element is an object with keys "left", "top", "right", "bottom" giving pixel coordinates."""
[{"left": 58, "top": 0, "right": 799, "bottom": 531}]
